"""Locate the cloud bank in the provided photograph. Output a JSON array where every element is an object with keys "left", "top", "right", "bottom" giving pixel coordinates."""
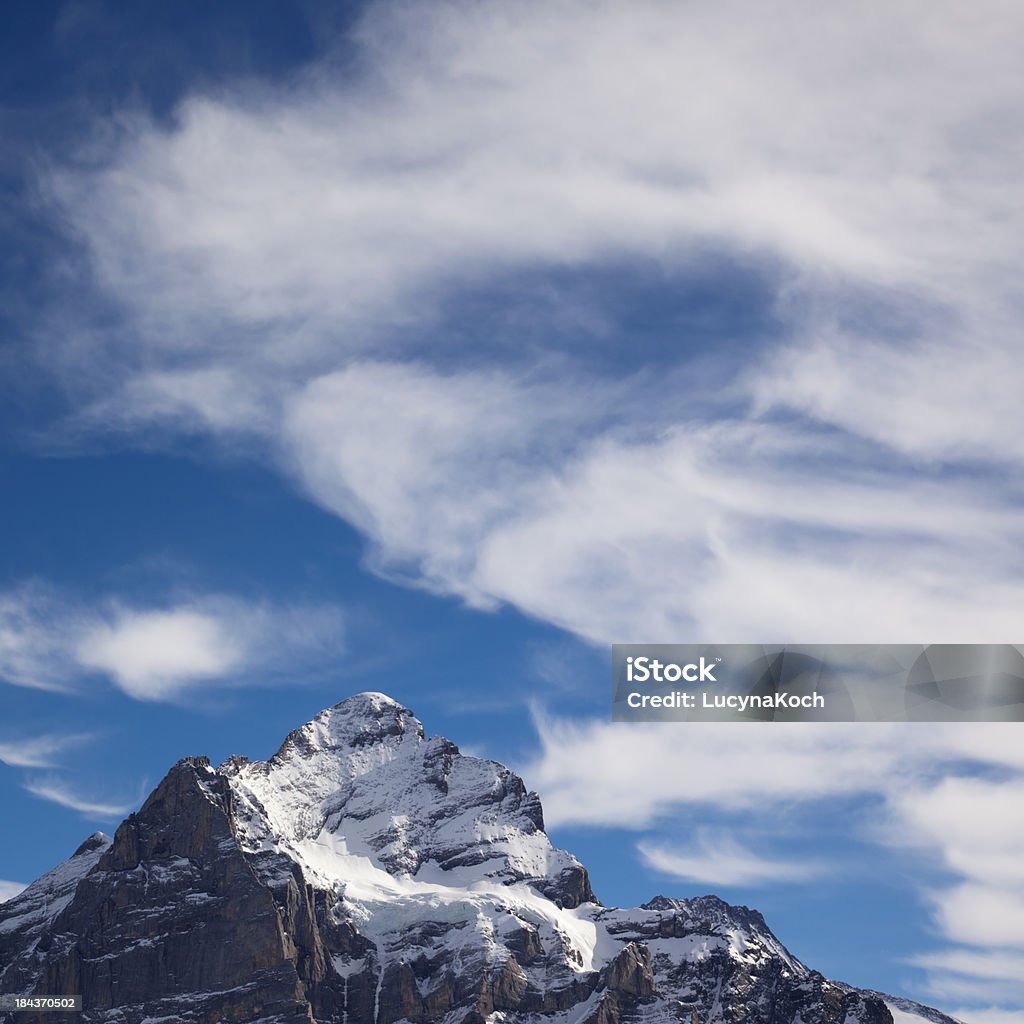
[{"left": 31, "top": 0, "right": 1024, "bottom": 651}]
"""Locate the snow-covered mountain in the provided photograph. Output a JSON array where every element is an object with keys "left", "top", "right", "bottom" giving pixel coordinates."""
[{"left": 0, "top": 693, "right": 962, "bottom": 1024}]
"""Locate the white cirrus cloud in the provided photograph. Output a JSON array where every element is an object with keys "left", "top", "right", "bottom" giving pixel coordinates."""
[
  {"left": 945, "top": 1009, "right": 1024, "bottom": 1024},
  {"left": 22, "top": 778, "right": 136, "bottom": 819},
  {"left": 0, "top": 733, "right": 95, "bottom": 768},
  {"left": 76, "top": 597, "right": 347, "bottom": 700},
  {"left": 46, "top": 0, "right": 1024, "bottom": 356},
  {"left": 638, "top": 831, "right": 823, "bottom": 888},
  {"left": 912, "top": 949, "right": 1024, "bottom": 986},
  {"left": 279, "top": 362, "right": 1024, "bottom": 646},
  {"left": 522, "top": 715, "right": 918, "bottom": 828},
  {"left": 76, "top": 606, "right": 245, "bottom": 700},
  {"left": 0, "top": 583, "right": 90, "bottom": 692},
  {"left": 882, "top": 773, "right": 1024, "bottom": 1008},
  {"left": 22, "top": 0, "right": 1024, "bottom": 657},
  {"left": 0, "top": 584, "right": 345, "bottom": 701}
]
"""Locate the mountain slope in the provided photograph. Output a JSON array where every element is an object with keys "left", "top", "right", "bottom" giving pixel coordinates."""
[{"left": 0, "top": 693, "right": 961, "bottom": 1024}]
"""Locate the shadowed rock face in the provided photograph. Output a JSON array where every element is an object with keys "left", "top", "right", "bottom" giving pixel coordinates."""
[
  {"left": 0, "top": 694, "right": 956, "bottom": 1024},
  {"left": 2, "top": 758, "right": 311, "bottom": 1024}
]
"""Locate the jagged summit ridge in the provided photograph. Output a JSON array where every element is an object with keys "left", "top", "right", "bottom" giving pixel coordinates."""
[
  {"left": 0, "top": 692, "right": 959, "bottom": 1024},
  {"left": 270, "top": 692, "right": 425, "bottom": 762},
  {"left": 218, "top": 692, "right": 591, "bottom": 907}
]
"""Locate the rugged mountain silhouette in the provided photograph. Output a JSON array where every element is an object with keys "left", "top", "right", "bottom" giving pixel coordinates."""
[{"left": 0, "top": 693, "right": 960, "bottom": 1024}]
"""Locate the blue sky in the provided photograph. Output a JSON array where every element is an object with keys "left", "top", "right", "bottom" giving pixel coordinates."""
[{"left": 2, "top": 3, "right": 1024, "bottom": 1022}]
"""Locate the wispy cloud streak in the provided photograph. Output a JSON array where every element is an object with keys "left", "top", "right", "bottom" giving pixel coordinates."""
[
  {"left": 23, "top": 778, "right": 136, "bottom": 819},
  {"left": 0, "top": 583, "right": 345, "bottom": 701},
  {"left": 0, "top": 733, "right": 94, "bottom": 768}
]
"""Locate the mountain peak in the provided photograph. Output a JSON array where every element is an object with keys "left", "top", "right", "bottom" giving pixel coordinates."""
[
  {"left": 72, "top": 831, "right": 110, "bottom": 858},
  {"left": 0, "top": 691, "right": 960, "bottom": 1024},
  {"left": 218, "top": 691, "right": 594, "bottom": 907},
  {"left": 269, "top": 691, "right": 424, "bottom": 765},
  {"left": 316, "top": 691, "right": 424, "bottom": 745},
  {"left": 325, "top": 689, "right": 413, "bottom": 719}
]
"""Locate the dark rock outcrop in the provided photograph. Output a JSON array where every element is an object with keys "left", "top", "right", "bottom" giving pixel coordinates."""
[{"left": 603, "top": 942, "right": 655, "bottom": 999}]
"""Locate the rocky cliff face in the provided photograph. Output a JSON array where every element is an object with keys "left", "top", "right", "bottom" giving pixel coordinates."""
[{"left": 0, "top": 693, "right": 960, "bottom": 1024}]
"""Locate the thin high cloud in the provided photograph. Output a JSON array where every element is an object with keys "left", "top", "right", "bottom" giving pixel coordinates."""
[
  {"left": 23, "top": 778, "right": 137, "bottom": 819},
  {"left": 26, "top": 0, "right": 1024, "bottom": 650},
  {"left": 48, "top": 0, "right": 1023, "bottom": 364},
  {"left": 0, "top": 726, "right": 112, "bottom": 828},
  {"left": 0, "top": 733, "right": 94, "bottom": 769},
  {"left": 0, "top": 583, "right": 91, "bottom": 692},
  {"left": 283, "top": 365, "right": 1024, "bottom": 643},
  {"left": 0, "top": 583, "right": 345, "bottom": 701},
  {"left": 638, "top": 831, "right": 824, "bottom": 888},
  {"left": 948, "top": 1011, "right": 1024, "bottom": 1024}
]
